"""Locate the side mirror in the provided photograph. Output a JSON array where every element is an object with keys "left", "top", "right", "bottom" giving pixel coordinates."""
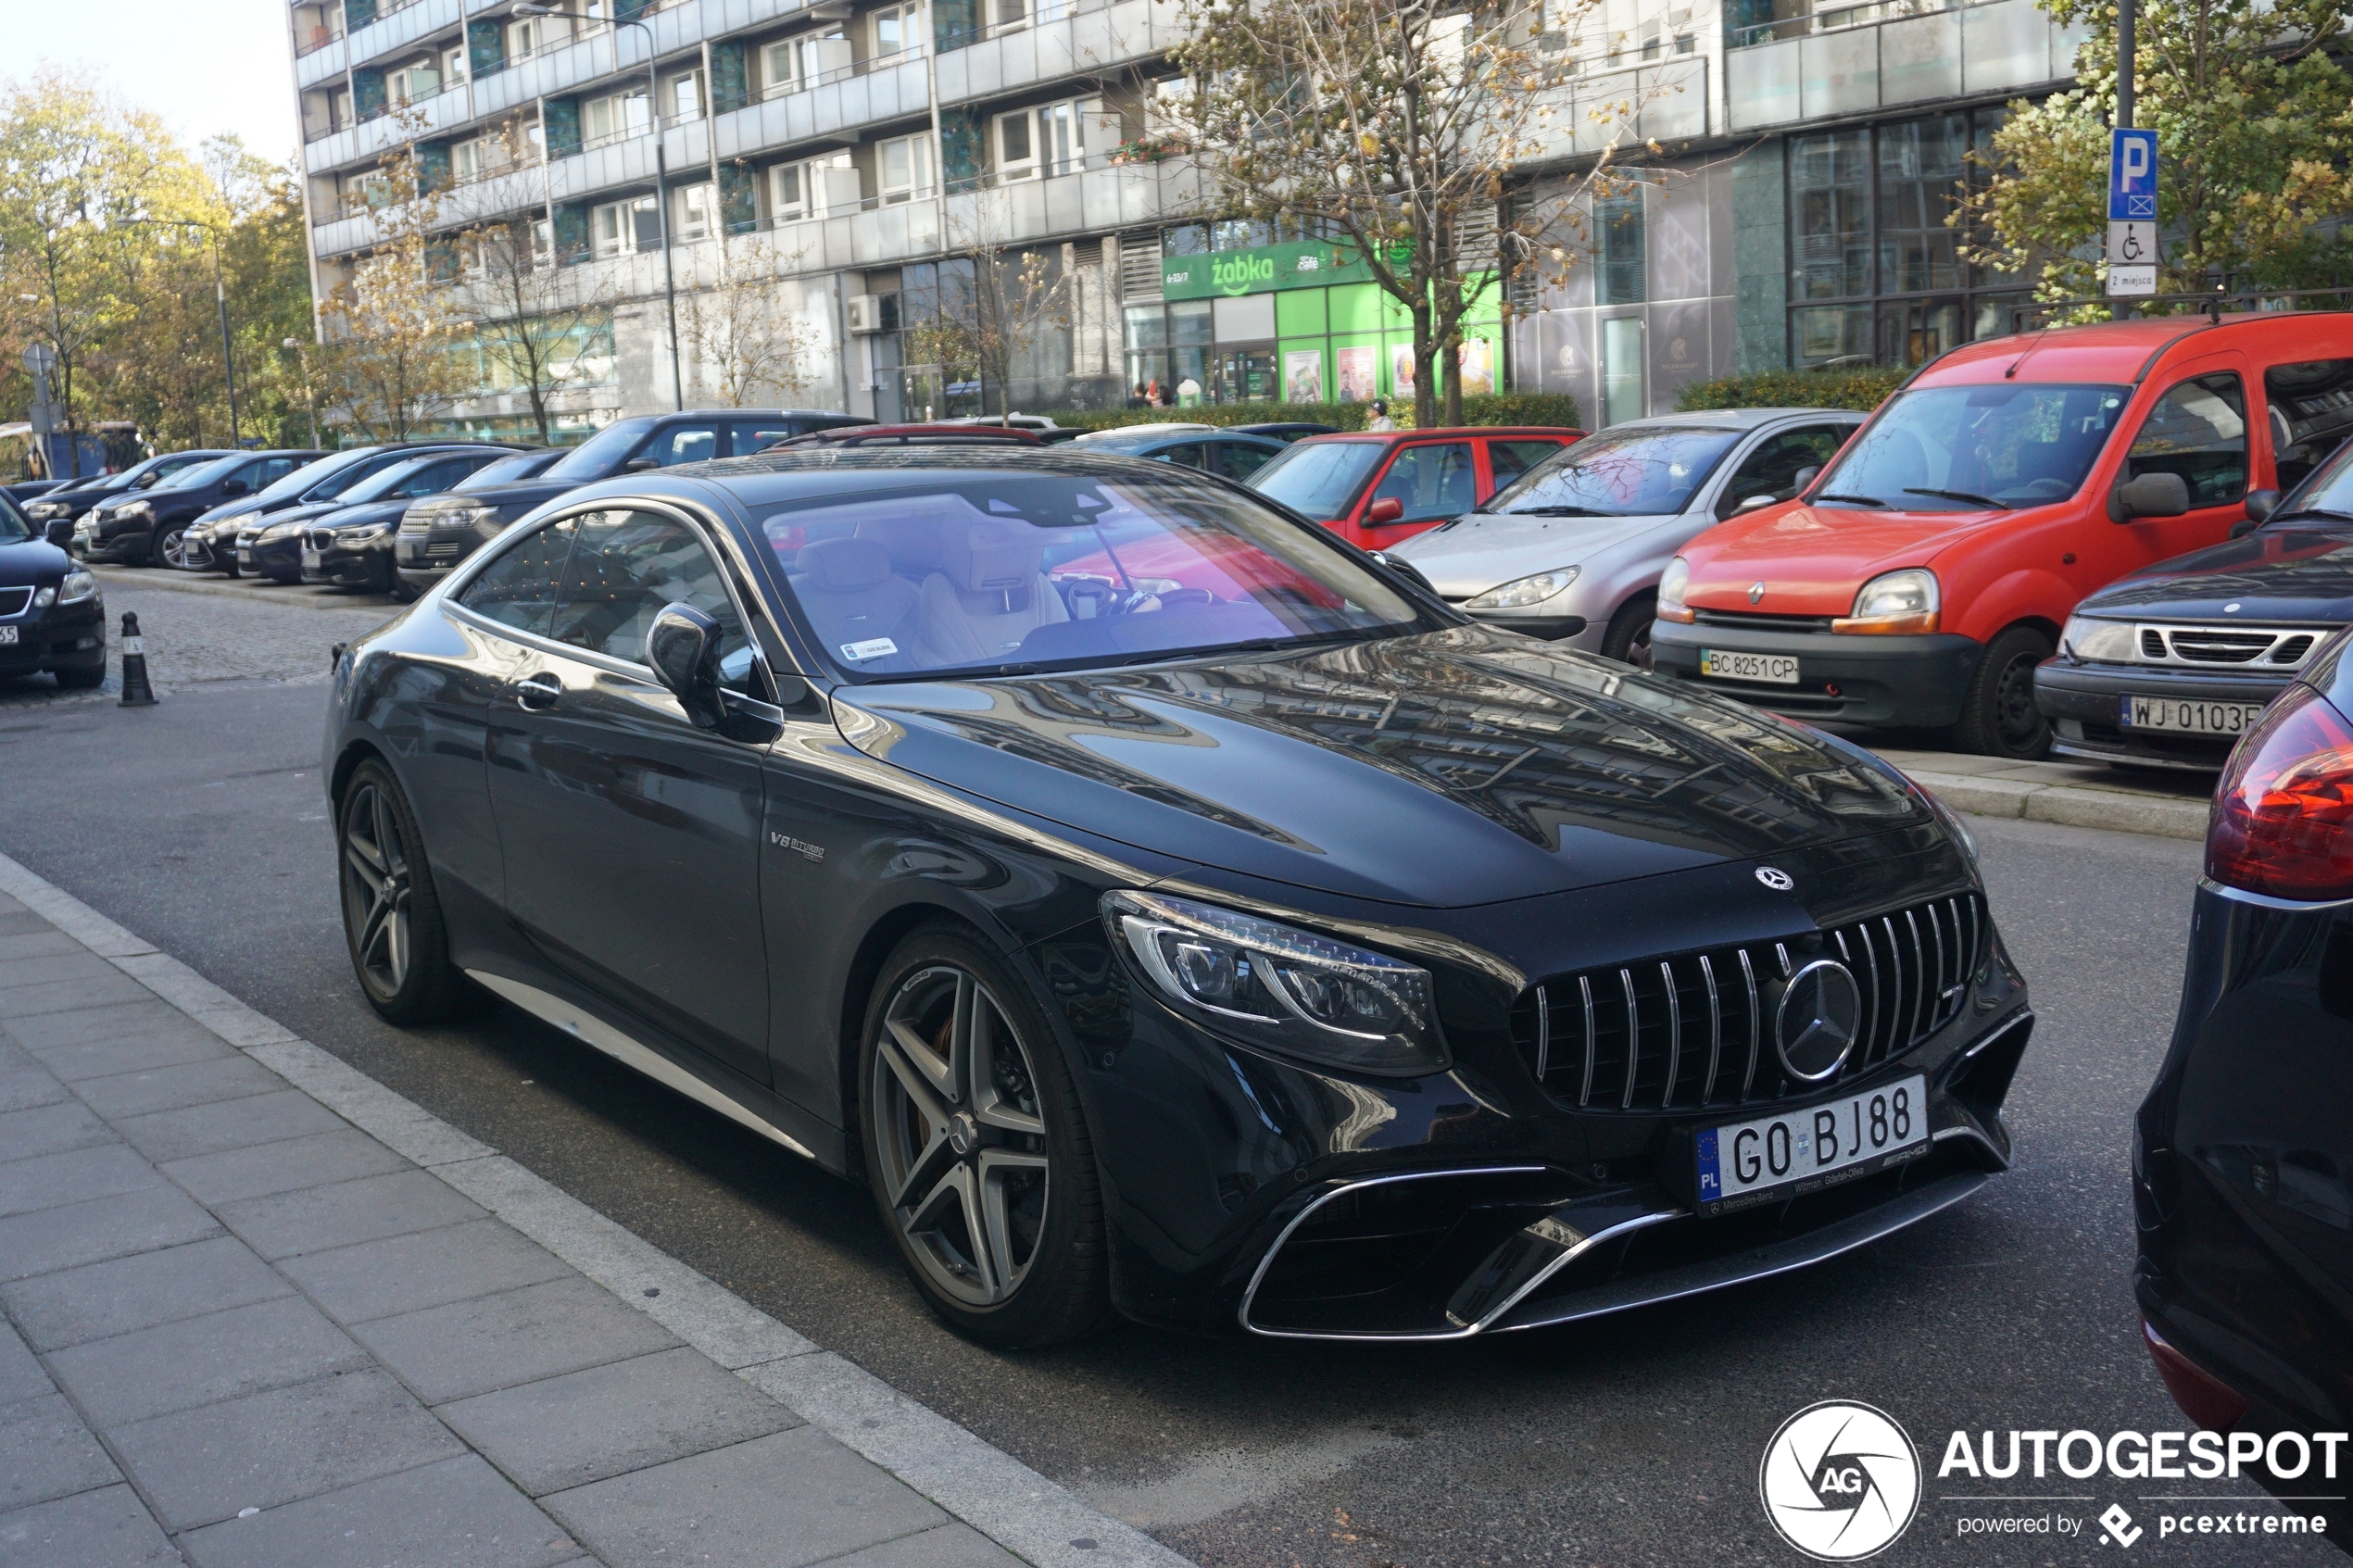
[
  {"left": 2243, "top": 488, "right": 2280, "bottom": 524},
  {"left": 133, "top": 471, "right": 160, "bottom": 489},
  {"left": 44, "top": 520, "right": 74, "bottom": 546},
  {"left": 623, "top": 457, "right": 660, "bottom": 473},
  {"left": 219, "top": 478, "right": 248, "bottom": 497},
  {"left": 1792, "top": 466, "right": 1820, "bottom": 493},
  {"left": 646, "top": 602, "right": 727, "bottom": 729},
  {"left": 1736, "top": 494, "right": 1779, "bottom": 512},
  {"left": 2113, "top": 470, "right": 2191, "bottom": 521},
  {"left": 1365, "top": 495, "right": 1406, "bottom": 526}
]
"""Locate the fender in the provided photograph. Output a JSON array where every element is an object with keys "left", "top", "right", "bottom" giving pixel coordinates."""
[{"left": 1951, "top": 565, "right": 2074, "bottom": 646}]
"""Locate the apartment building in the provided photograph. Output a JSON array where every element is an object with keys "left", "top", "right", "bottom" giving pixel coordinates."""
[{"left": 286, "top": 0, "right": 2096, "bottom": 434}]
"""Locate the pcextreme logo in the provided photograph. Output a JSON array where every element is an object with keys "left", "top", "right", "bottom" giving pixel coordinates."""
[{"left": 1760, "top": 1400, "right": 1923, "bottom": 1562}]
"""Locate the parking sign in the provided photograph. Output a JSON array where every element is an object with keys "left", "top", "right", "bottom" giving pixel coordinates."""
[{"left": 2109, "top": 128, "right": 2158, "bottom": 220}]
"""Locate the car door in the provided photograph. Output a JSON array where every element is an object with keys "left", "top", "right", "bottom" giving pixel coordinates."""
[
  {"left": 640, "top": 421, "right": 726, "bottom": 468},
  {"left": 2082, "top": 360, "right": 2253, "bottom": 591},
  {"left": 1484, "top": 437, "right": 1567, "bottom": 496},
  {"left": 1364, "top": 441, "right": 1478, "bottom": 534},
  {"left": 1210, "top": 440, "right": 1276, "bottom": 482},
  {"left": 484, "top": 503, "right": 773, "bottom": 1085},
  {"left": 1710, "top": 421, "right": 1856, "bottom": 520}
]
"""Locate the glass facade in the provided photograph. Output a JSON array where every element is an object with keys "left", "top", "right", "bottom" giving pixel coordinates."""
[{"left": 1787, "top": 107, "right": 2023, "bottom": 368}]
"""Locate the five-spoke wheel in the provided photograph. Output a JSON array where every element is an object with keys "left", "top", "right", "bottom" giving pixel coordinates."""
[{"left": 335, "top": 759, "right": 476, "bottom": 1024}]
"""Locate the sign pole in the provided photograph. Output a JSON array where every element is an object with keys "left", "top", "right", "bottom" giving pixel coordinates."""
[{"left": 2112, "top": 0, "right": 2137, "bottom": 319}]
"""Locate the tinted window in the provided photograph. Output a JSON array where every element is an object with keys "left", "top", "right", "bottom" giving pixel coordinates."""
[
  {"left": 650, "top": 424, "right": 724, "bottom": 467},
  {"left": 1249, "top": 440, "right": 1385, "bottom": 519},
  {"left": 1488, "top": 439, "right": 1564, "bottom": 485},
  {"left": 172, "top": 453, "right": 264, "bottom": 491},
  {"left": 546, "top": 510, "right": 749, "bottom": 677},
  {"left": 457, "top": 520, "right": 575, "bottom": 637},
  {"left": 1155, "top": 442, "right": 1209, "bottom": 470},
  {"left": 458, "top": 450, "right": 559, "bottom": 489},
  {"left": 760, "top": 470, "right": 1427, "bottom": 681},
  {"left": 1717, "top": 424, "right": 1852, "bottom": 517},
  {"left": 545, "top": 417, "right": 659, "bottom": 480},
  {"left": 245, "top": 457, "right": 305, "bottom": 490},
  {"left": 1489, "top": 426, "right": 1743, "bottom": 517},
  {"left": 1370, "top": 443, "right": 1476, "bottom": 523},
  {"left": 2267, "top": 358, "right": 2353, "bottom": 493},
  {"left": 344, "top": 455, "right": 476, "bottom": 504},
  {"left": 2129, "top": 373, "right": 2247, "bottom": 507},
  {"left": 1814, "top": 384, "right": 2126, "bottom": 509},
  {"left": 1214, "top": 442, "right": 1275, "bottom": 481},
  {"left": 732, "top": 423, "right": 795, "bottom": 456}
]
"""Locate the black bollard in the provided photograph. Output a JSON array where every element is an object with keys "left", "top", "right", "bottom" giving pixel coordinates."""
[{"left": 118, "top": 611, "right": 157, "bottom": 707}]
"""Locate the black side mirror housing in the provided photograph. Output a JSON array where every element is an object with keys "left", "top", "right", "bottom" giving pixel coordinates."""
[
  {"left": 2112, "top": 471, "right": 2191, "bottom": 521},
  {"left": 44, "top": 520, "right": 74, "bottom": 546},
  {"left": 219, "top": 478, "right": 248, "bottom": 497},
  {"left": 2242, "top": 488, "right": 2280, "bottom": 525},
  {"left": 623, "top": 457, "right": 660, "bottom": 473},
  {"left": 1369, "top": 550, "right": 1438, "bottom": 597},
  {"left": 647, "top": 602, "right": 728, "bottom": 729}
]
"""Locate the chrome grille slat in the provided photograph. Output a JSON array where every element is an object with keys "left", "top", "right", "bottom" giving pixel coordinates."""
[{"left": 1516, "top": 892, "right": 1988, "bottom": 1113}]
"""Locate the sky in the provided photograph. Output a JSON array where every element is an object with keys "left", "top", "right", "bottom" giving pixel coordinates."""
[{"left": 13, "top": 0, "right": 302, "bottom": 167}]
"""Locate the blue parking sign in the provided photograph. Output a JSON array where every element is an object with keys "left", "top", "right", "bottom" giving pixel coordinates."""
[{"left": 2109, "top": 128, "right": 2158, "bottom": 220}]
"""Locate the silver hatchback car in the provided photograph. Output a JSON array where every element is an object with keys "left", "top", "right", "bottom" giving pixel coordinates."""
[{"left": 1387, "top": 408, "right": 1862, "bottom": 668}]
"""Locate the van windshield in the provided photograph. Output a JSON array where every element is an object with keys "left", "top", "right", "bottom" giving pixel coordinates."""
[{"left": 1812, "top": 383, "right": 2127, "bottom": 511}]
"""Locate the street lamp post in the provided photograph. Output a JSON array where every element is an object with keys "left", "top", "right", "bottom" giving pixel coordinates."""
[{"left": 516, "top": 2, "right": 686, "bottom": 410}]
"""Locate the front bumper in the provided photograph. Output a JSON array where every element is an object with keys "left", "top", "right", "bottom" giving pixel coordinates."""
[
  {"left": 2033, "top": 658, "right": 2289, "bottom": 770},
  {"left": 244, "top": 538, "right": 305, "bottom": 581},
  {"left": 1653, "top": 619, "right": 1983, "bottom": 727},
  {"left": 1457, "top": 609, "right": 1590, "bottom": 642},
  {"left": 302, "top": 537, "right": 389, "bottom": 589},
  {"left": 0, "top": 596, "right": 106, "bottom": 677},
  {"left": 79, "top": 526, "right": 150, "bottom": 564}
]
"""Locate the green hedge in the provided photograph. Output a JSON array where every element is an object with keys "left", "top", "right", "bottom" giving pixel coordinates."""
[
  {"left": 1674, "top": 367, "right": 1907, "bottom": 413},
  {"left": 1032, "top": 390, "right": 1584, "bottom": 433}
]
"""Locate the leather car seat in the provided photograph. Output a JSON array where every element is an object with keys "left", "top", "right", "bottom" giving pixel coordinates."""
[
  {"left": 792, "top": 537, "right": 920, "bottom": 669},
  {"left": 915, "top": 521, "right": 1070, "bottom": 664}
]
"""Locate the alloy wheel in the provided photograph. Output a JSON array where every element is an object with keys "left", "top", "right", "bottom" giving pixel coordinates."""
[
  {"left": 871, "top": 965, "right": 1051, "bottom": 1309},
  {"left": 340, "top": 783, "right": 412, "bottom": 998},
  {"left": 157, "top": 528, "right": 192, "bottom": 569}
]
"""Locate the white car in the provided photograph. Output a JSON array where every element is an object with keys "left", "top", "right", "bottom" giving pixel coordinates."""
[{"left": 1386, "top": 408, "right": 1864, "bottom": 668}]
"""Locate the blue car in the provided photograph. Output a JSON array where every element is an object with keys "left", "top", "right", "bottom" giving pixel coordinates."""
[{"left": 1066, "top": 425, "right": 1288, "bottom": 482}]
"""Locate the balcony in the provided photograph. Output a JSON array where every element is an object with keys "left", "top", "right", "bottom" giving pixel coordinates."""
[
  {"left": 1726, "top": 0, "right": 2094, "bottom": 129},
  {"left": 934, "top": 0, "right": 1171, "bottom": 102},
  {"left": 711, "top": 54, "right": 931, "bottom": 160},
  {"left": 1521, "top": 56, "right": 1709, "bottom": 160}
]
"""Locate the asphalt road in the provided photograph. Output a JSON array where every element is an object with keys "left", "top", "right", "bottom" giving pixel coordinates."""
[{"left": 0, "top": 583, "right": 2330, "bottom": 1568}]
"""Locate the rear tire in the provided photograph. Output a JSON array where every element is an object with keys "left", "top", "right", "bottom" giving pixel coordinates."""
[
  {"left": 859, "top": 927, "right": 1111, "bottom": 1348},
  {"left": 1601, "top": 592, "right": 1656, "bottom": 671},
  {"left": 1953, "top": 624, "right": 2055, "bottom": 759},
  {"left": 336, "top": 759, "right": 482, "bottom": 1024}
]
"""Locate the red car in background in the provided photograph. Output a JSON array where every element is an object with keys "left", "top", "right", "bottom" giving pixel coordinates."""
[{"left": 1248, "top": 426, "right": 1584, "bottom": 549}]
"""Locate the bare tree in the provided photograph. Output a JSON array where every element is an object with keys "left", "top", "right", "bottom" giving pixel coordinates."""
[
  {"left": 920, "top": 193, "right": 1073, "bottom": 417},
  {"left": 678, "top": 242, "right": 822, "bottom": 408},
  {"left": 1162, "top": 0, "right": 1656, "bottom": 424}
]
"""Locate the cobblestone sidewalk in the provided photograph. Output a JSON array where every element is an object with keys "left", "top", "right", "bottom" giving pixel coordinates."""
[{"left": 0, "top": 859, "right": 1184, "bottom": 1568}]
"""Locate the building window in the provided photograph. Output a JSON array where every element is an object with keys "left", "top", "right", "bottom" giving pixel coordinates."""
[
  {"left": 879, "top": 133, "right": 932, "bottom": 203},
  {"left": 387, "top": 61, "right": 441, "bottom": 105},
  {"left": 769, "top": 154, "right": 854, "bottom": 221},
  {"left": 673, "top": 182, "right": 714, "bottom": 241},
  {"left": 666, "top": 69, "right": 706, "bottom": 124},
  {"left": 451, "top": 137, "right": 485, "bottom": 182},
  {"left": 591, "top": 195, "right": 658, "bottom": 257},
  {"left": 762, "top": 31, "right": 845, "bottom": 96},
  {"left": 770, "top": 162, "right": 806, "bottom": 220},
  {"left": 1787, "top": 107, "right": 2021, "bottom": 368},
  {"left": 1595, "top": 190, "right": 1645, "bottom": 306},
  {"left": 584, "top": 90, "right": 651, "bottom": 147},
  {"left": 872, "top": 2, "right": 923, "bottom": 57}
]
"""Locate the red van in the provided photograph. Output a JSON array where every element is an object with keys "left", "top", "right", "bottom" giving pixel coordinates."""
[
  {"left": 1651, "top": 315, "right": 2343, "bottom": 758},
  {"left": 1248, "top": 426, "right": 1582, "bottom": 549}
]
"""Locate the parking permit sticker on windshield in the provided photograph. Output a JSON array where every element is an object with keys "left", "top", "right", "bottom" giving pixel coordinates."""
[{"left": 839, "top": 638, "right": 899, "bottom": 661}]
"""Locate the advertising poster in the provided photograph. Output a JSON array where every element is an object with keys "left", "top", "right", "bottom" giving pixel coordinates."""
[
  {"left": 1334, "top": 345, "right": 1378, "bottom": 402},
  {"left": 1283, "top": 349, "right": 1324, "bottom": 405},
  {"left": 1458, "top": 336, "right": 1496, "bottom": 395},
  {"left": 1390, "top": 343, "right": 1417, "bottom": 402}
]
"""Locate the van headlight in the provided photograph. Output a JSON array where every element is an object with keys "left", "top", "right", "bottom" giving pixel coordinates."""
[
  {"left": 1833, "top": 568, "right": 1939, "bottom": 633},
  {"left": 1104, "top": 890, "right": 1447, "bottom": 1076},
  {"left": 1465, "top": 567, "right": 1579, "bottom": 609},
  {"left": 2060, "top": 614, "right": 2136, "bottom": 662}
]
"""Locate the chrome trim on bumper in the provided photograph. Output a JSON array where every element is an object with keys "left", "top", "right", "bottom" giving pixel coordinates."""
[{"left": 2197, "top": 877, "right": 2353, "bottom": 914}]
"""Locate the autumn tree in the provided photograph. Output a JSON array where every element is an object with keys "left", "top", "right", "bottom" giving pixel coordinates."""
[
  {"left": 1959, "top": 0, "right": 2353, "bottom": 306},
  {"left": 678, "top": 242, "right": 822, "bottom": 408},
  {"left": 1161, "top": 0, "right": 1642, "bottom": 424},
  {"left": 315, "top": 128, "right": 472, "bottom": 441},
  {"left": 915, "top": 195, "right": 1072, "bottom": 416}
]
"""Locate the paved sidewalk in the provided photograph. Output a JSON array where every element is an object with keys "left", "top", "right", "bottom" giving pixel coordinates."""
[
  {"left": 0, "top": 866, "right": 1187, "bottom": 1568},
  {"left": 1877, "top": 746, "right": 2214, "bottom": 841}
]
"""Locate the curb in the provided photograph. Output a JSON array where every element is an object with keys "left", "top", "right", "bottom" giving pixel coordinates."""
[
  {"left": 1903, "top": 767, "right": 2210, "bottom": 842},
  {"left": 89, "top": 565, "right": 404, "bottom": 613},
  {"left": 0, "top": 847, "right": 1193, "bottom": 1568}
]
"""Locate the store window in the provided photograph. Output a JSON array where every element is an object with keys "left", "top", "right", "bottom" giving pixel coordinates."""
[
  {"left": 1596, "top": 191, "right": 1645, "bottom": 307},
  {"left": 1787, "top": 108, "right": 2023, "bottom": 368}
]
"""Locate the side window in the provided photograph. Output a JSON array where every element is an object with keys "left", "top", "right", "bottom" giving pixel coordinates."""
[
  {"left": 396, "top": 458, "right": 472, "bottom": 497},
  {"left": 1371, "top": 442, "right": 1477, "bottom": 522},
  {"left": 731, "top": 423, "right": 794, "bottom": 456},
  {"left": 649, "top": 424, "right": 724, "bottom": 467},
  {"left": 2264, "top": 358, "right": 2353, "bottom": 493},
  {"left": 2130, "top": 373, "right": 2248, "bottom": 507},
  {"left": 246, "top": 458, "right": 298, "bottom": 487},
  {"left": 1488, "top": 440, "right": 1563, "bottom": 485},
  {"left": 456, "top": 520, "right": 576, "bottom": 638},
  {"left": 1155, "top": 443, "right": 1208, "bottom": 470},
  {"left": 1214, "top": 442, "right": 1274, "bottom": 481},
  {"left": 545, "top": 510, "right": 752, "bottom": 686},
  {"left": 1717, "top": 424, "right": 1853, "bottom": 518}
]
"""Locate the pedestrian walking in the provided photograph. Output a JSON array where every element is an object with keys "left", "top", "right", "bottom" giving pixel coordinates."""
[{"left": 1366, "top": 398, "right": 1396, "bottom": 433}]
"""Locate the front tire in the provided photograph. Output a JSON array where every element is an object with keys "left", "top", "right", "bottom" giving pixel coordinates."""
[
  {"left": 1953, "top": 624, "right": 2055, "bottom": 759},
  {"left": 337, "top": 760, "right": 478, "bottom": 1024},
  {"left": 1601, "top": 592, "right": 1656, "bottom": 671},
  {"left": 859, "top": 928, "right": 1110, "bottom": 1348}
]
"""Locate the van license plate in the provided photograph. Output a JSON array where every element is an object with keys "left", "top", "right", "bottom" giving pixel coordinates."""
[
  {"left": 1700, "top": 648, "right": 1800, "bottom": 684},
  {"left": 2122, "top": 696, "right": 2258, "bottom": 734},
  {"left": 1695, "top": 1073, "right": 1929, "bottom": 1215}
]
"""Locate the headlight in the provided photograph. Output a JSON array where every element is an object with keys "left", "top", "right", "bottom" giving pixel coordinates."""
[
  {"left": 2060, "top": 614, "right": 2136, "bottom": 662},
  {"left": 117, "top": 500, "right": 152, "bottom": 520},
  {"left": 340, "top": 521, "right": 391, "bottom": 541},
  {"left": 1465, "top": 567, "right": 1579, "bottom": 610},
  {"left": 27, "top": 500, "right": 69, "bottom": 520},
  {"left": 55, "top": 568, "right": 96, "bottom": 606},
  {"left": 1833, "top": 568, "right": 1939, "bottom": 633},
  {"left": 1104, "top": 890, "right": 1447, "bottom": 1076},
  {"left": 1657, "top": 556, "right": 1694, "bottom": 623},
  {"left": 434, "top": 504, "right": 497, "bottom": 532}
]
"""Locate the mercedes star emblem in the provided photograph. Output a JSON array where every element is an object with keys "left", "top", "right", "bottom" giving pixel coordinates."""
[
  {"left": 1749, "top": 581, "right": 1767, "bottom": 605},
  {"left": 1755, "top": 866, "right": 1794, "bottom": 891},
  {"left": 1775, "top": 959, "right": 1865, "bottom": 1081}
]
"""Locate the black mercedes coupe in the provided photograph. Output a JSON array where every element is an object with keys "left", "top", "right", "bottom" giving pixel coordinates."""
[{"left": 322, "top": 448, "right": 2033, "bottom": 1347}]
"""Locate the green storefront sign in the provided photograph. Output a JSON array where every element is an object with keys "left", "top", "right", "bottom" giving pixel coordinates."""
[{"left": 1162, "top": 240, "right": 1378, "bottom": 300}]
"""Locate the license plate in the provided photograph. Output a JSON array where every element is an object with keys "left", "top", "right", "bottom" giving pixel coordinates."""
[
  {"left": 1694, "top": 1073, "right": 1929, "bottom": 1216},
  {"left": 1699, "top": 647, "right": 1800, "bottom": 684},
  {"left": 2122, "top": 696, "right": 2259, "bottom": 734},
  {"left": 303, "top": 549, "right": 321, "bottom": 569},
  {"left": 0, "top": 626, "right": 16, "bottom": 645},
  {"left": 237, "top": 548, "right": 252, "bottom": 564}
]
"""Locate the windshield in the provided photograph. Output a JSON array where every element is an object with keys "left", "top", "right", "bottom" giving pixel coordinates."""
[
  {"left": 1482, "top": 426, "right": 1742, "bottom": 518},
  {"left": 2270, "top": 430, "right": 2353, "bottom": 523},
  {"left": 341, "top": 455, "right": 464, "bottom": 504},
  {"left": 254, "top": 449, "right": 379, "bottom": 505},
  {"left": 1248, "top": 441, "right": 1387, "bottom": 519},
  {"left": 169, "top": 454, "right": 253, "bottom": 491},
  {"left": 546, "top": 418, "right": 656, "bottom": 480},
  {"left": 1814, "top": 383, "right": 2128, "bottom": 510},
  {"left": 761, "top": 471, "right": 1429, "bottom": 681},
  {"left": 458, "top": 451, "right": 552, "bottom": 490}
]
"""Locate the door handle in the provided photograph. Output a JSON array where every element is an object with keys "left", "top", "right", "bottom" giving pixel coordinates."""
[{"left": 514, "top": 672, "right": 561, "bottom": 710}]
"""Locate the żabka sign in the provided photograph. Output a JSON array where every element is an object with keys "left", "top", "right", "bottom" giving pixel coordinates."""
[{"left": 1160, "top": 239, "right": 1380, "bottom": 300}]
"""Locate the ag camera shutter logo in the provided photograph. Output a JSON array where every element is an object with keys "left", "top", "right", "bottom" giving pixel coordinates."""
[{"left": 1759, "top": 1400, "right": 1922, "bottom": 1561}]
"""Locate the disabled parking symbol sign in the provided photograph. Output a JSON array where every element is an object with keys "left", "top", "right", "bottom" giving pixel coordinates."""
[{"left": 2109, "top": 128, "right": 2158, "bottom": 220}]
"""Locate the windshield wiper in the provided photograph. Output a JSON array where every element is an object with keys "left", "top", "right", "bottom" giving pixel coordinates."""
[
  {"left": 1814, "top": 493, "right": 1890, "bottom": 508},
  {"left": 1903, "top": 487, "right": 2011, "bottom": 510},
  {"left": 1500, "top": 505, "right": 1607, "bottom": 517},
  {"left": 2267, "top": 507, "right": 2353, "bottom": 526}
]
